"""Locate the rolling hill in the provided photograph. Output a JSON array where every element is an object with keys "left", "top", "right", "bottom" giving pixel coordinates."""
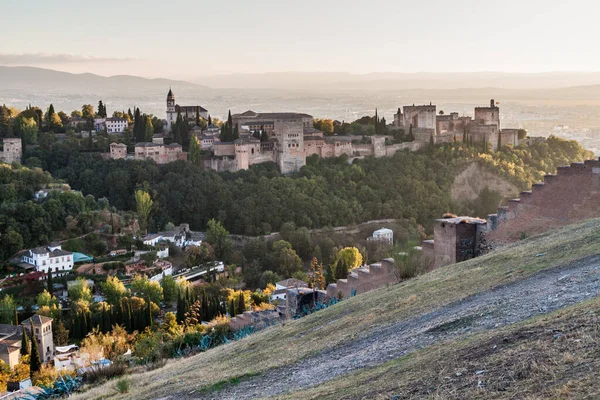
[{"left": 72, "top": 218, "right": 600, "bottom": 399}]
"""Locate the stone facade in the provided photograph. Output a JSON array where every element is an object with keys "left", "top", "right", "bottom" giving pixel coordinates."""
[
  {"left": 109, "top": 142, "right": 127, "bottom": 159},
  {"left": 1, "top": 138, "right": 22, "bottom": 164},
  {"left": 134, "top": 142, "right": 187, "bottom": 164}
]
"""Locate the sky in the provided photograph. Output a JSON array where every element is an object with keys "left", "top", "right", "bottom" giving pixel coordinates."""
[{"left": 1, "top": 0, "right": 600, "bottom": 80}]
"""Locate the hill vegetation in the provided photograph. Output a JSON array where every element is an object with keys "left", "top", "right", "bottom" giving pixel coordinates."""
[{"left": 22, "top": 136, "right": 592, "bottom": 239}]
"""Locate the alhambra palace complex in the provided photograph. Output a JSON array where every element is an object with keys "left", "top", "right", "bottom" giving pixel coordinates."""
[{"left": 105, "top": 91, "right": 520, "bottom": 174}]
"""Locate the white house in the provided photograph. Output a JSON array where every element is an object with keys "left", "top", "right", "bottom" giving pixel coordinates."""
[
  {"left": 372, "top": 228, "right": 393, "bottom": 244},
  {"left": 149, "top": 260, "right": 173, "bottom": 282},
  {"left": 142, "top": 234, "right": 162, "bottom": 247},
  {"left": 105, "top": 118, "right": 128, "bottom": 133},
  {"left": 21, "top": 244, "right": 74, "bottom": 274}
]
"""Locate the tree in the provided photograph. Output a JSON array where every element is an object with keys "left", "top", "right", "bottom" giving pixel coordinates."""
[
  {"left": 189, "top": 136, "right": 202, "bottom": 166},
  {"left": 0, "top": 105, "right": 11, "bottom": 137},
  {"left": 81, "top": 104, "right": 95, "bottom": 119},
  {"left": 71, "top": 110, "right": 82, "bottom": 118},
  {"left": 336, "top": 247, "right": 363, "bottom": 270},
  {"left": 143, "top": 115, "right": 153, "bottom": 142},
  {"left": 195, "top": 106, "right": 201, "bottom": 126},
  {"left": 20, "top": 328, "right": 29, "bottom": 356},
  {"left": 269, "top": 240, "right": 302, "bottom": 278},
  {"left": 46, "top": 104, "right": 62, "bottom": 130},
  {"left": 47, "top": 268, "right": 53, "bottom": 295},
  {"left": 205, "top": 219, "right": 232, "bottom": 261},
  {"left": 208, "top": 115, "right": 212, "bottom": 126},
  {"left": 131, "top": 275, "right": 163, "bottom": 306},
  {"left": 161, "top": 275, "right": 177, "bottom": 304},
  {"left": 53, "top": 320, "right": 69, "bottom": 346},
  {"left": 308, "top": 257, "right": 325, "bottom": 289},
  {"left": 135, "top": 190, "right": 153, "bottom": 234},
  {"left": 185, "top": 243, "right": 215, "bottom": 268},
  {"left": 0, "top": 296, "right": 15, "bottom": 325},
  {"left": 97, "top": 101, "right": 107, "bottom": 118},
  {"left": 68, "top": 277, "right": 92, "bottom": 303},
  {"left": 101, "top": 276, "right": 128, "bottom": 306},
  {"left": 29, "top": 321, "right": 41, "bottom": 376}
]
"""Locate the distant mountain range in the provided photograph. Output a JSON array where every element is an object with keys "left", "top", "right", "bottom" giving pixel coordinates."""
[
  {"left": 196, "top": 71, "right": 600, "bottom": 91},
  {"left": 0, "top": 66, "right": 203, "bottom": 94}
]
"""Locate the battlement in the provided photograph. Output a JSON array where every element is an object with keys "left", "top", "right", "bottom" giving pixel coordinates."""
[
  {"left": 488, "top": 157, "right": 600, "bottom": 242},
  {"left": 326, "top": 258, "right": 397, "bottom": 299}
]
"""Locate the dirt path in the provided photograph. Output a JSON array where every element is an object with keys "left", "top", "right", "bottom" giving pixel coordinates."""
[{"left": 191, "top": 255, "right": 600, "bottom": 399}]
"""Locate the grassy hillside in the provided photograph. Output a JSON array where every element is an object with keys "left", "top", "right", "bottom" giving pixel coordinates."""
[
  {"left": 284, "top": 295, "right": 600, "bottom": 399},
  {"left": 73, "top": 219, "right": 600, "bottom": 399}
]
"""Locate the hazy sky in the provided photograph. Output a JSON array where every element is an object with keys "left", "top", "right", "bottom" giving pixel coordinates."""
[{"left": 2, "top": 0, "right": 599, "bottom": 79}]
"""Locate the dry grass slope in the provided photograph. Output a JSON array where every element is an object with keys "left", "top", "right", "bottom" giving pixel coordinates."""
[
  {"left": 280, "top": 296, "right": 600, "bottom": 399},
  {"left": 73, "top": 219, "right": 600, "bottom": 400}
]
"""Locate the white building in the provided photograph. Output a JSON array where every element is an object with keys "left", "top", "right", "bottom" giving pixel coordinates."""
[
  {"left": 105, "top": 118, "right": 128, "bottom": 133},
  {"left": 372, "top": 228, "right": 394, "bottom": 244},
  {"left": 21, "top": 244, "right": 74, "bottom": 274},
  {"left": 142, "top": 234, "right": 162, "bottom": 247}
]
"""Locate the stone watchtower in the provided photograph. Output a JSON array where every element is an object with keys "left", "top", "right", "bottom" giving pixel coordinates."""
[
  {"left": 166, "top": 88, "right": 176, "bottom": 130},
  {"left": 22, "top": 315, "right": 54, "bottom": 364},
  {"left": 2, "top": 138, "right": 22, "bottom": 164}
]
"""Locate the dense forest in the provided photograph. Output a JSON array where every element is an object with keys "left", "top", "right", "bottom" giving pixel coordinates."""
[{"left": 19, "top": 136, "right": 593, "bottom": 239}]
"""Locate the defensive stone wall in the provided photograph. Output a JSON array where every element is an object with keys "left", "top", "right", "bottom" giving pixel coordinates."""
[
  {"left": 228, "top": 309, "right": 279, "bottom": 331},
  {"left": 326, "top": 258, "right": 397, "bottom": 299},
  {"left": 488, "top": 158, "right": 600, "bottom": 243}
]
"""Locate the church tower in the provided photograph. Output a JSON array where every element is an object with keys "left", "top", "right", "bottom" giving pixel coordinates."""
[{"left": 166, "top": 88, "right": 176, "bottom": 130}]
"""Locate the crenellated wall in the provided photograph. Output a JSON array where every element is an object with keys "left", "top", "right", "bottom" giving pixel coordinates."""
[
  {"left": 488, "top": 158, "right": 600, "bottom": 243},
  {"left": 326, "top": 258, "right": 397, "bottom": 299}
]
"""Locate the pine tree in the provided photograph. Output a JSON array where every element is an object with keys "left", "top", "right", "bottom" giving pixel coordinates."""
[
  {"left": 47, "top": 268, "right": 53, "bottom": 295},
  {"left": 20, "top": 327, "right": 29, "bottom": 356},
  {"left": 29, "top": 322, "right": 41, "bottom": 376}
]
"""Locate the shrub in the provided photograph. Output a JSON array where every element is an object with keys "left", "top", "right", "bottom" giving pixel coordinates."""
[
  {"left": 82, "top": 363, "right": 126, "bottom": 384},
  {"left": 116, "top": 378, "right": 130, "bottom": 394}
]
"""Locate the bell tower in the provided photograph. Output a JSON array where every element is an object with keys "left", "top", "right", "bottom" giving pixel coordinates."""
[{"left": 166, "top": 88, "right": 176, "bottom": 130}]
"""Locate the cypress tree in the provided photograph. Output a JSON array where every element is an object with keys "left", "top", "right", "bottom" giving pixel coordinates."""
[
  {"left": 227, "top": 110, "right": 232, "bottom": 127},
  {"left": 195, "top": 106, "right": 201, "bottom": 126},
  {"left": 72, "top": 314, "right": 81, "bottom": 340},
  {"left": 208, "top": 115, "right": 212, "bottom": 126},
  {"left": 229, "top": 298, "right": 236, "bottom": 317},
  {"left": 176, "top": 292, "right": 185, "bottom": 323},
  {"left": 146, "top": 296, "right": 152, "bottom": 329},
  {"left": 20, "top": 327, "right": 29, "bottom": 356},
  {"left": 125, "top": 302, "right": 132, "bottom": 333},
  {"left": 13, "top": 304, "right": 18, "bottom": 326},
  {"left": 233, "top": 123, "right": 239, "bottom": 140},
  {"left": 374, "top": 108, "right": 379, "bottom": 135},
  {"left": 497, "top": 132, "right": 502, "bottom": 150},
  {"left": 237, "top": 293, "right": 245, "bottom": 315},
  {"left": 47, "top": 268, "right": 53, "bottom": 295},
  {"left": 29, "top": 322, "right": 41, "bottom": 376}
]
